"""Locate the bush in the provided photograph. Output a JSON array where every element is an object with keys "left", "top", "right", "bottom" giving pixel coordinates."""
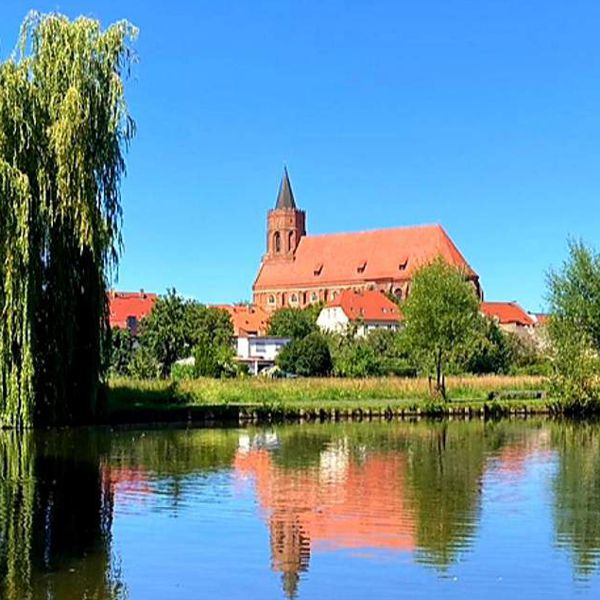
[
  {"left": 109, "top": 327, "right": 136, "bottom": 376},
  {"left": 277, "top": 332, "right": 333, "bottom": 376},
  {"left": 267, "top": 305, "right": 321, "bottom": 340}
]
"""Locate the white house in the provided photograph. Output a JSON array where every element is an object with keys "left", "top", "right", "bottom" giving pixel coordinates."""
[
  {"left": 236, "top": 335, "right": 291, "bottom": 375},
  {"left": 317, "top": 290, "right": 401, "bottom": 337}
]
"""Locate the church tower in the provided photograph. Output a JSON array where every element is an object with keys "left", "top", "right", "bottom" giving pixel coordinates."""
[{"left": 265, "top": 168, "right": 306, "bottom": 261}]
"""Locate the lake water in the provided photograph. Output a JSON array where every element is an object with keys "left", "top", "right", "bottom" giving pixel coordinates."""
[{"left": 1, "top": 419, "right": 600, "bottom": 599}]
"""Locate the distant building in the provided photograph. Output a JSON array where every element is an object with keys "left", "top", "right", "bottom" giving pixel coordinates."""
[
  {"left": 236, "top": 336, "right": 291, "bottom": 375},
  {"left": 108, "top": 290, "right": 157, "bottom": 334},
  {"left": 253, "top": 168, "right": 481, "bottom": 312},
  {"left": 480, "top": 301, "right": 535, "bottom": 335},
  {"left": 317, "top": 290, "right": 401, "bottom": 336},
  {"left": 214, "top": 304, "right": 288, "bottom": 374},
  {"left": 214, "top": 304, "right": 270, "bottom": 336}
]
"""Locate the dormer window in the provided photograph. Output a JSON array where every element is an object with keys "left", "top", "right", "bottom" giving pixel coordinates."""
[
  {"left": 398, "top": 256, "right": 408, "bottom": 271},
  {"left": 313, "top": 263, "right": 323, "bottom": 276},
  {"left": 357, "top": 260, "right": 367, "bottom": 274}
]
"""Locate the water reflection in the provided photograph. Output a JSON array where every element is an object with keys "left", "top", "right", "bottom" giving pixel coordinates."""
[
  {"left": 0, "top": 430, "right": 121, "bottom": 600},
  {"left": 1, "top": 421, "right": 600, "bottom": 598}
]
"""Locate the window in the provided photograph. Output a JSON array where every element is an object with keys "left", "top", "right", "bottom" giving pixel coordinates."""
[
  {"left": 393, "top": 287, "right": 403, "bottom": 300},
  {"left": 288, "top": 231, "right": 294, "bottom": 252},
  {"left": 268, "top": 295, "right": 276, "bottom": 305},
  {"left": 311, "top": 292, "right": 318, "bottom": 303},
  {"left": 398, "top": 256, "right": 408, "bottom": 271},
  {"left": 313, "top": 263, "right": 323, "bottom": 276},
  {"left": 290, "top": 293, "right": 298, "bottom": 305},
  {"left": 274, "top": 232, "right": 281, "bottom": 253},
  {"left": 357, "top": 260, "right": 367, "bottom": 274}
]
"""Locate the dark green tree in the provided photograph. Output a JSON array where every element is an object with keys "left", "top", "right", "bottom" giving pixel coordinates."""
[
  {"left": 464, "top": 317, "right": 513, "bottom": 374},
  {"left": 0, "top": 12, "right": 137, "bottom": 426},
  {"left": 108, "top": 327, "right": 136, "bottom": 376},
  {"left": 276, "top": 332, "right": 332, "bottom": 376}
]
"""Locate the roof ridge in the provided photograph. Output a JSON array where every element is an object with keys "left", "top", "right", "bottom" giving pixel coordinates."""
[{"left": 301, "top": 223, "right": 443, "bottom": 240}]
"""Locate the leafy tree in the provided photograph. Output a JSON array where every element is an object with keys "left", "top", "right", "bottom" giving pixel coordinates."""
[
  {"left": 193, "top": 332, "right": 237, "bottom": 378},
  {"left": 186, "top": 303, "right": 233, "bottom": 348},
  {"left": 138, "top": 290, "right": 190, "bottom": 377},
  {"left": 402, "top": 259, "right": 482, "bottom": 399},
  {"left": 276, "top": 332, "right": 332, "bottom": 376},
  {"left": 547, "top": 241, "right": 600, "bottom": 410},
  {"left": 268, "top": 306, "right": 320, "bottom": 340},
  {"left": 108, "top": 327, "right": 136, "bottom": 376},
  {"left": 0, "top": 13, "right": 136, "bottom": 426},
  {"left": 464, "top": 317, "right": 512, "bottom": 374},
  {"left": 138, "top": 291, "right": 235, "bottom": 378},
  {"left": 128, "top": 345, "right": 160, "bottom": 379}
]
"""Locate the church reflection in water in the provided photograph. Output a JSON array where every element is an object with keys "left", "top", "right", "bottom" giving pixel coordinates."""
[{"left": 235, "top": 432, "right": 416, "bottom": 597}]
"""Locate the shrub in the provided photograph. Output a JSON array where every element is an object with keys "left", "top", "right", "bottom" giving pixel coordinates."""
[{"left": 277, "top": 332, "right": 333, "bottom": 376}]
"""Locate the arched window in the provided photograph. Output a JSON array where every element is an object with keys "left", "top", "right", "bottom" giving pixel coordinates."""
[
  {"left": 268, "top": 295, "right": 275, "bottom": 305},
  {"left": 290, "top": 293, "right": 298, "bottom": 305},
  {"left": 393, "top": 287, "right": 403, "bottom": 300},
  {"left": 288, "top": 231, "right": 294, "bottom": 252},
  {"left": 274, "top": 232, "right": 281, "bottom": 253}
]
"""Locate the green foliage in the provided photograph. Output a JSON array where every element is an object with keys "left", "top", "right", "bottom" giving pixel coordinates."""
[
  {"left": 329, "top": 328, "right": 416, "bottom": 377},
  {"left": 137, "top": 289, "right": 234, "bottom": 378},
  {"left": 464, "top": 317, "right": 513, "bottom": 374},
  {"left": 276, "top": 332, "right": 333, "bottom": 376},
  {"left": 193, "top": 333, "right": 237, "bottom": 379},
  {"left": 128, "top": 345, "right": 160, "bottom": 379},
  {"left": 547, "top": 241, "right": 600, "bottom": 410},
  {"left": 0, "top": 12, "right": 136, "bottom": 427},
  {"left": 108, "top": 327, "right": 136, "bottom": 376},
  {"left": 170, "top": 362, "right": 196, "bottom": 381},
  {"left": 402, "top": 259, "right": 483, "bottom": 398},
  {"left": 267, "top": 306, "right": 319, "bottom": 340}
]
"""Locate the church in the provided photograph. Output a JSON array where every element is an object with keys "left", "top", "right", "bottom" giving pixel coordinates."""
[{"left": 253, "top": 169, "right": 481, "bottom": 312}]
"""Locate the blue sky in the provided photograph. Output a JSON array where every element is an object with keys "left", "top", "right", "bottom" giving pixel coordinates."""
[{"left": 2, "top": 1, "right": 599, "bottom": 311}]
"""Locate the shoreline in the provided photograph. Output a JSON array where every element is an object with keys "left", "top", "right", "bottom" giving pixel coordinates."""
[{"left": 104, "top": 375, "right": 587, "bottom": 426}]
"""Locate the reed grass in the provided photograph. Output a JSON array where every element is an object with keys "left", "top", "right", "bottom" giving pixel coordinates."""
[{"left": 108, "top": 374, "right": 548, "bottom": 411}]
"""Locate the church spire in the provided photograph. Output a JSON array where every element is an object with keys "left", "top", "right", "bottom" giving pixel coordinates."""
[{"left": 275, "top": 166, "right": 296, "bottom": 209}]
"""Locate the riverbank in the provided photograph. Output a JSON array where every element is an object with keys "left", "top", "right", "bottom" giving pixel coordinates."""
[{"left": 107, "top": 375, "right": 563, "bottom": 424}]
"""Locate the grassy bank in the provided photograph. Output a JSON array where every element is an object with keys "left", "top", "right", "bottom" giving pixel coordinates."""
[{"left": 107, "top": 375, "right": 557, "bottom": 424}]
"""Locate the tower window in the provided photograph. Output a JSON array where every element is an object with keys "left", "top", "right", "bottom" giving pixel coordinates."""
[
  {"left": 274, "top": 232, "right": 281, "bottom": 253},
  {"left": 288, "top": 231, "right": 294, "bottom": 252}
]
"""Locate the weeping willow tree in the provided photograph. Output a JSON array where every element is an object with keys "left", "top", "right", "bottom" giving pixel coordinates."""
[{"left": 0, "top": 12, "right": 136, "bottom": 427}]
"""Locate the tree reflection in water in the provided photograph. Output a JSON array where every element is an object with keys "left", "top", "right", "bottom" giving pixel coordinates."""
[
  {"left": 553, "top": 421, "right": 600, "bottom": 576},
  {"left": 0, "top": 430, "right": 123, "bottom": 600}
]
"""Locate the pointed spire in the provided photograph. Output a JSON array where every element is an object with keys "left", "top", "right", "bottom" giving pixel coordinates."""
[{"left": 275, "top": 166, "right": 296, "bottom": 209}]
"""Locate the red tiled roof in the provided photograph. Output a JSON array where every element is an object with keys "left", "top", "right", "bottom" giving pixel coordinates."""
[
  {"left": 328, "top": 290, "right": 401, "bottom": 323},
  {"left": 533, "top": 313, "right": 550, "bottom": 326},
  {"left": 254, "top": 224, "right": 476, "bottom": 290},
  {"left": 214, "top": 304, "right": 270, "bottom": 336},
  {"left": 481, "top": 302, "right": 535, "bottom": 326},
  {"left": 109, "top": 291, "right": 157, "bottom": 329}
]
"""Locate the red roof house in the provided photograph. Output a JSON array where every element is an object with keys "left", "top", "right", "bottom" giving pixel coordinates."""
[
  {"left": 317, "top": 290, "right": 401, "bottom": 335},
  {"left": 481, "top": 302, "right": 535, "bottom": 327},
  {"left": 108, "top": 291, "right": 157, "bottom": 334},
  {"left": 213, "top": 304, "right": 270, "bottom": 337}
]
